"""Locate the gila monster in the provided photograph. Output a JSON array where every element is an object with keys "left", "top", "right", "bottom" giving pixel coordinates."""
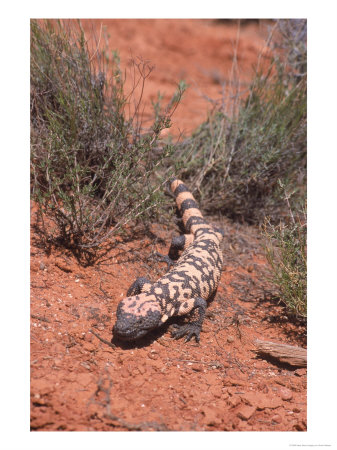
[{"left": 113, "top": 177, "right": 224, "bottom": 342}]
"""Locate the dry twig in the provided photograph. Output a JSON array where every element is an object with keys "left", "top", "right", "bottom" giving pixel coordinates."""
[{"left": 253, "top": 339, "right": 307, "bottom": 367}]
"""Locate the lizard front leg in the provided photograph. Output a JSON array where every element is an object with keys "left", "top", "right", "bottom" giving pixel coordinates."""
[{"left": 171, "top": 296, "right": 207, "bottom": 343}]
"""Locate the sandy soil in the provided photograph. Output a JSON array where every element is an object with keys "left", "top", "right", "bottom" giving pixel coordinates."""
[
  {"left": 81, "top": 19, "right": 272, "bottom": 137},
  {"left": 30, "top": 19, "right": 307, "bottom": 432}
]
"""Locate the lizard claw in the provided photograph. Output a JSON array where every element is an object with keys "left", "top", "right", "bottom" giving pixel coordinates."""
[
  {"left": 154, "top": 252, "right": 175, "bottom": 270},
  {"left": 171, "top": 323, "right": 201, "bottom": 343}
]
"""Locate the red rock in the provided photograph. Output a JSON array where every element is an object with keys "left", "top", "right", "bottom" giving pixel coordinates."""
[
  {"left": 208, "top": 385, "right": 223, "bottom": 398},
  {"left": 295, "top": 368, "right": 307, "bottom": 377},
  {"left": 31, "top": 262, "right": 40, "bottom": 273},
  {"left": 82, "top": 341, "right": 95, "bottom": 352},
  {"left": 271, "top": 414, "right": 282, "bottom": 424},
  {"left": 241, "top": 392, "right": 283, "bottom": 410},
  {"left": 228, "top": 395, "right": 241, "bottom": 408},
  {"left": 293, "top": 420, "right": 307, "bottom": 431},
  {"left": 76, "top": 373, "right": 92, "bottom": 387},
  {"left": 31, "top": 378, "right": 55, "bottom": 396},
  {"left": 280, "top": 388, "right": 293, "bottom": 401},
  {"left": 201, "top": 406, "right": 222, "bottom": 425},
  {"left": 237, "top": 405, "right": 256, "bottom": 421}
]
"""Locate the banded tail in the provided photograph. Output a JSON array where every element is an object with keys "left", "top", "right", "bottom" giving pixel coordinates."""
[{"left": 169, "top": 177, "right": 208, "bottom": 235}]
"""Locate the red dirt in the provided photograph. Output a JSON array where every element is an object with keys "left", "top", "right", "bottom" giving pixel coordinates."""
[
  {"left": 82, "top": 19, "right": 272, "bottom": 137},
  {"left": 30, "top": 19, "right": 306, "bottom": 432}
]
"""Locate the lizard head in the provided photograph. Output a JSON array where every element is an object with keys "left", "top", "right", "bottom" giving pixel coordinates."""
[{"left": 113, "top": 294, "right": 162, "bottom": 340}]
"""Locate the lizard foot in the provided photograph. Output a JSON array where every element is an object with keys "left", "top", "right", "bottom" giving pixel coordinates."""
[
  {"left": 171, "top": 323, "right": 201, "bottom": 343},
  {"left": 154, "top": 252, "right": 175, "bottom": 270}
]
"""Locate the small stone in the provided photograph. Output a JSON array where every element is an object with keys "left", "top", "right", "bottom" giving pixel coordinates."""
[
  {"left": 227, "top": 336, "right": 234, "bottom": 343},
  {"left": 208, "top": 385, "right": 223, "bottom": 398},
  {"left": 120, "top": 368, "right": 130, "bottom": 378},
  {"left": 280, "top": 388, "right": 293, "bottom": 401},
  {"left": 77, "top": 373, "right": 92, "bottom": 387},
  {"left": 294, "top": 419, "right": 307, "bottom": 431},
  {"left": 201, "top": 406, "right": 221, "bottom": 425},
  {"left": 32, "top": 379, "right": 55, "bottom": 396},
  {"left": 294, "top": 368, "right": 307, "bottom": 377},
  {"left": 138, "top": 365, "right": 147, "bottom": 375},
  {"left": 147, "top": 351, "right": 159, "bottom": 360},
  {"left": 228, "top": 395, "right": 241, "bottom": 408},
  {"left": 293, "top": 406, "right": 301, "bottom": 413},
  {"left": 223, "top": 377, "right": 245, "bottom": 387},
  {"left": 80, "top": 362, "right": 91, "bottom": 370},
  {"left": 31, "top": 262, "right": 39, "bottom": 272},
  {"left": 241, "top": 392, "right": 282, "bottom": 410},
  {"left": 271, "top": 414, "right": 282, "bottom": 424},
  {"left": 83, "top": 342, "right": 95, "bottom": 352},
  {"left": 237, "top": 405, "right": 256, "bottom": 421},
  {"left": 40, "top": 262, "right": 46, "bottom": 270}
]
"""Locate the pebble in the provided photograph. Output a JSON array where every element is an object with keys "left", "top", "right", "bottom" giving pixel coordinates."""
[
  {"left": 227, "top": 336, "right": 234, "bottom": 343},
  {"left": 280, "top": 388, "right": 293, "bottom": 401},
  {"left": 240, "top": 391, "right": 282, "bottom": 410},
  {"left": 271, "top": 414, "right": 282, "bottom": 424},
  {"left": 294, "top": 420, "right": 307, "bottom": 431},
  {"left": 228, "top": 396, "right": 241, "bottom": 408},
  {"left": 77, "top": 372, "right": 92, "bottom": 387},
  {"left": 202, "top": 406, "right": 222, "bottom": 425},
  {"left": 83, "top": 342, "right": 96, "bottom": 352},
  {"left": 237, "top": 405, "right": 256, "bottom": 421},
  {"left": 294, "top": 368, "right": 307, "bottom": 377}
]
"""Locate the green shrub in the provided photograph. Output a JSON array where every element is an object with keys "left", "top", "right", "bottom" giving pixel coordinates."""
[
  {"left": 30, "top": 20, "right": 184, "bottom": 263},
  {"left": 263, "top": 185, "right": 307, "bottom": 318}
]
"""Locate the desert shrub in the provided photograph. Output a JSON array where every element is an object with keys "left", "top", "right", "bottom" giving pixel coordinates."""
[
  {"left": 273, "top": 19, "right": 307, "bottom": 83},
  {"left": 170, "top": 19, "right": 307, "bottom": 224},
  {"left": 30, "top": 19, "right": 184, "bottom": 263},
  {"left": 263, "top": 185, "right": 307, "bottom": 318}
]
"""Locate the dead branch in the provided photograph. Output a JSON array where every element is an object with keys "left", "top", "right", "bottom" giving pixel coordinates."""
[
  {"left": 105, "top": 413, "right": 169, "bottom": 431},
  {"left": 31, "top": 314, "right": 50, "bottom": 323},
  {"left": 90, "top": 329, "right": 116, "bottom": 349},
  {"left": 253, "top": 339, "right": 307, "bottom": 367}
]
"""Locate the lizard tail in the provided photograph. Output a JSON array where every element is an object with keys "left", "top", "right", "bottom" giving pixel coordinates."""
[{"left": 169, "top": 177, "right": 208, "bottom": 235}]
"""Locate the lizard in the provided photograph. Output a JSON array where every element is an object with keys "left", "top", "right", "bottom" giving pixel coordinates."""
[{"left": 113, "top": 177, "right": 224, "bottom": 343}]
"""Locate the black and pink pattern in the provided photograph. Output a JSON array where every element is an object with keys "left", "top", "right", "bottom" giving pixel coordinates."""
[{"left": 113, "top": 178, "right": 224, "bottom": 342}]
